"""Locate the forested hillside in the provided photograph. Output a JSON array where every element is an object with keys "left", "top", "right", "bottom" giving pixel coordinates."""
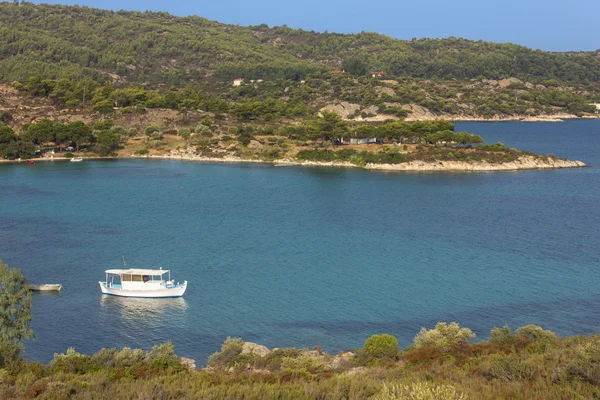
[
  {"left": 1, "top": 1, "right": 600, "bottom": 86},
  {"left": 0, "top": 2, "right": 599, "bottom": 124}
]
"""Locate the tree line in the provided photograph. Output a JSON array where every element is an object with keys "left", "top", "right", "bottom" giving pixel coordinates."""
[{"left": 0, "top": 119, "right": 131, "bottom": 159}]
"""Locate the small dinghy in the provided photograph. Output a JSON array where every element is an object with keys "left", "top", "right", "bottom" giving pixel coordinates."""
[{"left": 29, "top": 284, "right": 62, "bottom": 292}]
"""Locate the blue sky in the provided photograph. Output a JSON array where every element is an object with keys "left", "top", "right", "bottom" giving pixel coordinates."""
[{"left": 34, "top": 0, "right": 600, "bottom": 51}]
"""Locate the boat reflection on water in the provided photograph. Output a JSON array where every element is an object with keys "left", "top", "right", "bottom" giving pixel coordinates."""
[{"left": 100, "top": 295, "right": 189, "bottom": 326}]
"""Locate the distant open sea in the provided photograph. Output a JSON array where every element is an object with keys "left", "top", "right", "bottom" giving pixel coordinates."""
[{"left": 1, "top": 120, "right": 599, "bottom": 365}]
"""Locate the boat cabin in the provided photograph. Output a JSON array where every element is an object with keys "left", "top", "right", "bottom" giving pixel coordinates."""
[{"left": 104, "top": 269, "right": 173, "bottom": 290}]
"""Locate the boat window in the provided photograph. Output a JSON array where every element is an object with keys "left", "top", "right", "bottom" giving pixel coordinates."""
[
  {"left": 142, "top": 275, "right": 150, "bottom": 282},
  {"left": 151, "top": 275, "right": 162, "bottom": 281},
  {"left": 122, "top": 274, "right": 132, "bottom": 281},
  {"left": 132, "top": 275, "right": 143, "bottom": 282}
]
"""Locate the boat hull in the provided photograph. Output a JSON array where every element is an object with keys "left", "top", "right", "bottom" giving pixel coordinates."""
[{"left": 99, "top": 281, "right": 187, "bottom": 298}]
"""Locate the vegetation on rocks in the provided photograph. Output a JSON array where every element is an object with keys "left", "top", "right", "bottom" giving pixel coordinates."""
[{"left": 3, "top": 322, "right": 600, "bottom": 398}]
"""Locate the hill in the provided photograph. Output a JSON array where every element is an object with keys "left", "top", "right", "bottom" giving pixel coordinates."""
[{"left": 1, "top": 2, "right": 600, "bottom": 87}]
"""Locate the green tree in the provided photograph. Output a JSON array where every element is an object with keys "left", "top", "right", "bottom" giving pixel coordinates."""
[
  {"left": 21, "top": 119, "right": 56, "bottom": 147},
  {"left": 363, "top": 334, "right": 399, "bottom": 359},
  {"left": 0, "top": 124, "right": 17, "bottom": 144},
  {"left": 342, "top": 55, "right": 368, "bottom": 76},
  {"left": 66, "top": 121, "right": 93, "bottom": 151},
  {"left": 0, "top": 140, "right": 36, "bottom": 160},
  {"left": 309, "top": 111, "right": 348, "bottom": 144},
  {"left": 95, "top": 130, "right": 121, "bottom": 155},
  {"left": 0, "top": 260, "right": 33, "bottom": 366}
]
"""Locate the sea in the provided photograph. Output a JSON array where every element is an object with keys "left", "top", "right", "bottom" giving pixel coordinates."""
[{"left": 0, "top": 120, "right": 599, "bottom": 365}]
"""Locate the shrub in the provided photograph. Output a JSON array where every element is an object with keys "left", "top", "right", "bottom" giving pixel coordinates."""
[
  {"left": 178, "top": 128, "right": 191, "bottom": 140},
  {"left": 489, "top": 325, "right": 517, "bottom": 347},
  {"left": 561, "top": 337, "right": 600, "bottom": 385},
  {"left": 374, "top": 382, "right": 468, "bottom": 400},
  {"left": 145, "top": 125, "right": 163, "bottom": 136},
  {"left": 135, "top": 149, "right": 149, "bottom": 155},
  {"left": 280, "top": 355, "right": 325, "bottom": 374},
  {"left": 364, "top": 334, "right": 399, "bottom": 359},
  {"left": 414, "top": 322, "right": 475, "bottom": 353},
  {"left": 50, "top": 348, "right": 99, "bottom": 374},
  {"left": 92, "top": 99, "right": 114, "bottom": 114},
  {"left": 480, "top": 353, "right": 540, "bottom": 381},
  {"left": 64, "top": 152, "right": 75, "bottom": 158},
  {"left": 0, "top": 111, "right": 13, "bottom": 124},
  {"left": 515, "top": 325, "right": 558, "bottom": 343},
  {"left": 145, "top": 342, "right": 181, "bottom": 371},
  {"left": 194, "top": 123, "right": 213, "bottom": 138},
  {"left": 91, "top": 347, "right": 145, "bottom": 369},
  {"left": 208, "top": 337, "right": 244, "bottom": 368}
]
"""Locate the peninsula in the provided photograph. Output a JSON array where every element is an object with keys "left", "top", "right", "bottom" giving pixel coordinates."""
[{"left": 0, "top": 3, "right": 596, "bottom": 169}]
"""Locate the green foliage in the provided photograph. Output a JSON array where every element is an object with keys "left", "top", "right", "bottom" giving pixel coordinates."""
[
  {"left": 374, "top": 382, "right": 468, "bottom": 400},
  {"left": 307, "top": 111, "right": 348, "bottom": 142},
  {"left": 515, "top": 324, "right": 559, "bottom": 343},
  {"left": 6, "top": 324, "right": 600, "bottom": 399},
  {"left": 489, "top": 325, "right": 518, "bottom": 347},
  {"left": 364, "top": 334, "right": 399, "bottom": 359},
  {"left": 1, "top": 1, "right": 597, "bottom": 89},
  {"left": 0, "top": 260, "right": 33, "bottom": 367},
  {"left": 208, "top": 337, "right": 244, "bottom": 368},
  {"left": 94, "top": 130, "right": 121, "bottom": 156},
  {"left": 514, "top": 324, "right": 559, "bottom": 352},
  {"left": 145, "top": 342, "right": 181, "bottom": 371},
  {"left": 92, "top": 99, "right": 114, "bottom": 114},
  {"left": 480, "top": 353, "right": 540, "bottom": 381},
  {"left": 178, "top": 128, "right": 191, "bottom": 139},
  {"left": 0, "top": 2, "right": 597, "bottom": 124},
  {"left": 414, "top": 322, "right": 475, "bottom": 353},
  {"left": 342, "top": 55, "right": 368, "bottom": 76}
]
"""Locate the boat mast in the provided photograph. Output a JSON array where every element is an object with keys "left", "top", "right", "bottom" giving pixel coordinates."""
[{"left": 122, "top": 256, "right": 127, "bottom": 269}]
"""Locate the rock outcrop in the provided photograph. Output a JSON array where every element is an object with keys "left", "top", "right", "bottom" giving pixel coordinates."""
[
  {"left": 364, "top": 156, "right": 586, "bottom": 172},
  {"left": 241, "top": 342, "right": 271, "bottom": 357},
  {"left": 179, "top": 357, "right": 196, "bottom": 370}
]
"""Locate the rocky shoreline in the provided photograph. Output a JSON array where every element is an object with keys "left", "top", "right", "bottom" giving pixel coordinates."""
[
  {"left": 141, "top": 148, "right": 586, "bottom": 172},
  {"left": 1, "top": 149, "right": 586, "bottom": 172}
]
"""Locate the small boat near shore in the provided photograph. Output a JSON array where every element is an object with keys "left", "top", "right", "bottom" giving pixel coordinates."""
[
  {"left": 70, "top": 157, "right": 83, "bottom": 162},
  {"left": 24, "top": 160, "right": 35, "bottom": 165},
  {"left": 29, "top": 284, "right": 62, "bottom": 292},
  {"left": 99, "top": 268, "right": 187, "bottom": 298}
]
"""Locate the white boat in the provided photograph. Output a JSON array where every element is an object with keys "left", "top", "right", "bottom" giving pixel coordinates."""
[
  {"left": 70, "top": 157, "right": 83, "bottom": 162},
  {"left": 99, "top": 268, "right": 187, "bottom": 298},
  {"left": 29, "top": 284, "right": 62, "bottom": 292}
]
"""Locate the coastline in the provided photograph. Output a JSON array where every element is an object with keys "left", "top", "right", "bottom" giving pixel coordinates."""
[
  {"left": 142, "top": 151, "right": 587, "bottom": 172},
  {"left": 405, "top": 115, "right": 600, "bottom": 123},
  {"left": 1, "top": 152, "right": 586, "bottom": 171}
]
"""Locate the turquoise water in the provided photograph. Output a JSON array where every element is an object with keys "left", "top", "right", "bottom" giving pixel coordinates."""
[{"left": 1, "top": 120, "right": 599, "bottom": 364}]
